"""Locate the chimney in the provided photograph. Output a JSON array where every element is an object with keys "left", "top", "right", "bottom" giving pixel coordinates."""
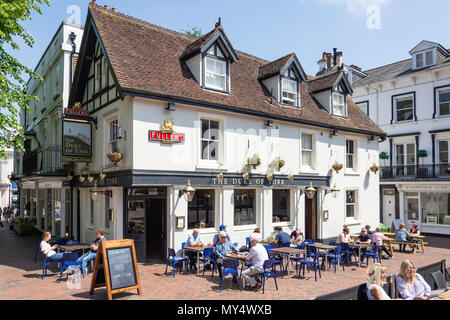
[
  {"left": 333, "top": 48, "right": 337, "bottom": 66},
  {"left": 112, "top": 7, "right": 118, "bottom": 13},
  {"left": 336, "top": 51, "right": 343, "bottom": 68},
  {"left": 105, "top": 5, "right": 110, "bottom": 10},
  {"left": 326, "top": 53, "right": 334, "bottom": 69}
]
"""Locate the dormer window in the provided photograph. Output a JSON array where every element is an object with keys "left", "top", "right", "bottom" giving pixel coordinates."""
[
  {"left": 204, "top": 43, "right": 229, "bottom": 92},
  {"left": 415, "top": 50, "right": 434, "bottom": 69},
  {"left": 281, "top": 68, "right": 299, "bottom": 107},
  {"left": 332, "top": 84, "right": 347, "bottom": 117}
]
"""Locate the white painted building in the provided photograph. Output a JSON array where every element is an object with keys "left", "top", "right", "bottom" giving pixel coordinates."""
[
  {"left": 0, "top": 147, "right": 15, "bottom": 209},
  {"left": 351, "top": 40, "right": 450, "bottom": 235},
  {"left": 67, "top": 3, "right": 385, "bottom": 262},
  {"left": 13, "top": 21, "right": 84, "bottom": 236}
]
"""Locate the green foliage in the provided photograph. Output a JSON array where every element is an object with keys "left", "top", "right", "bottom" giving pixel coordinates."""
[
  {"left": 379, "top": 152, "right": 389, "bottom": 160},
  {"left": 182, "top": 25, "right": 203, "bottom": 39},
  {"left": 417, "top": 150, "right": 428, "bottom": 158},
  {"left": 0, "top": 0, "right": 50, "bottom": 159}
]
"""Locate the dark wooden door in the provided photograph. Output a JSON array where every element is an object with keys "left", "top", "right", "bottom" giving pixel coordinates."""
[
  {"left": 146, "top": 198, "right": 165, "bottom": 260},
  {"left": 305, "top": 197, "right": 317, "bottom": 240}
]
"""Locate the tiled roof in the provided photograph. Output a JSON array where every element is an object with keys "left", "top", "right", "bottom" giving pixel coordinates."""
[
  {"left": 258, "top": 53, "right": 295, "bottom": 80},
  {"left": 307, "top": 70, "right": 343, "bottom": 93},
  {"left": 83, "top": 3, "right": 384, "bottom": 136}
]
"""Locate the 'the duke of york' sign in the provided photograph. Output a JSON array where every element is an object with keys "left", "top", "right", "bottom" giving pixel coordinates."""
[{"left": 149, "top": 120, "right": 185, "bottom": 144}]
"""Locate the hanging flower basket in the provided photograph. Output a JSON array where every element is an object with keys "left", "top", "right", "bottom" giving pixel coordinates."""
[
  {"left": 247, "top": 155, "right": 261, "bottom": 169},
  {"left": 271, "top": 157, "right": 286, "bottom": 171},
  {"left": 370, "top": 163, "right": 380, "bottom": 174},
  {"left": 108, "top": 152, "right": 123, "bottom": 167},
  {"left": 332, "top": 162, "right": 344, "bottom": 173}
]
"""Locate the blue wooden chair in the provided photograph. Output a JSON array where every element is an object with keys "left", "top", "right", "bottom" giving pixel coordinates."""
[
  {"left": 264, "top": 245, "right": 284, "bottom": 279},
  {"left": 245, "top": 237, "right": 251, "bottom": 250},
  {"left": 327, "top": 246, "right": 345, "bottom": 272},
  {"left": 339, "top": 243, "right": 357, "bottom": 266},
  {"left": 165, "top": 248, "right": 189, "bottom": 277},
  {"left": 261, "top": 259, "right": 278, "bottom": 294},
  {"left": 219, "top": 259, "right": 242, "bottom": 292},
  {"left": 364, "top": 243, "right": 381, "bottom": 265},
  {"left": 59, "top": 251, "right": 81, "bottom": 282},
  {"left": 199, "top": 247, "right": 215, "bottom": 277},
  {"left": 298, "top": 250, "right": 322, "bottom": 281},
  {"left": 41, "top": 254, "right": 60, "bottom": 280}
]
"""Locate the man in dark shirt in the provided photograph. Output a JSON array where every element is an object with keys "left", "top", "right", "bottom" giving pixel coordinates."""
[
  {"left": 76, "top": 229, "right": 106, "bottom": 275},
  {"left": 356, "top": 228, "right": 372, "bottom": 263},
  {"left": 273, "top": 226, "right": 291, "bottom": 247}
]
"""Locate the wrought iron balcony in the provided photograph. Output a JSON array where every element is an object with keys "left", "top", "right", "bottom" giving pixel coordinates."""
[
  {"left": 380, "top": 164, "right": 450, "bottom": 180},
  {"left": 22, "top": 145, "right": 65, "bottom": 177}
]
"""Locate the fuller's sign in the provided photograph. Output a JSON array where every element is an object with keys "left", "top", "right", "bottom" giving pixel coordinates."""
[{"left": 149, "top": 120, "right": 185, "bottom": 144}]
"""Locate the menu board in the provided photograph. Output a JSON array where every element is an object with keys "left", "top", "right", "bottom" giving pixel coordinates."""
[{"left": 106, "top": 247, "right": 137, "bottom": 290}]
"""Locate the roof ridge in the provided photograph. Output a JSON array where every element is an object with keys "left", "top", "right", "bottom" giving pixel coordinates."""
[
  {"left": 361, "top": 58, "right": 411, "bottom": 73},
  {"left": 307, "top": 69, "right": 342, "bottom": 82}
]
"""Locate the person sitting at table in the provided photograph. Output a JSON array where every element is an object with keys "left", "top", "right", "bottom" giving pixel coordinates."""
[
  {"left": 395, "top": 223, "right": 410, "bottom": 253},
  {"left": 407, "top": 224, "right": 421, "bottom": 246},
  {"left": 186, "top": 228, "right": 204, "bottom": 272},
  {"left": 396, "top": 259, "right": 443, "bottom": 300},
  {"left": 355, "top": 228, "right": 372, "bottom": 262},
  {"left": 40, "top": 231, "right": 63, "bottom": 262},
  {"left": 290, "top": 227, "right": 304, "bottom": 246},
  {"left": 336, "top": 226, "right": 351, "bottom": 244},
  {"left": 76, "top": 229, "right": 106, "bottom": 276},
  {"left": 214, "top": 231, "right": 238, "bottom": 283},
  {"left": 371, "top": 227, "right": 392, "bottom": 258},
  {"left": 253, "top": 227, "right": 261, "bottom": 233},
  {"left": 365, "top": 225, "right": 373, "bottom": 235},
  {"left": 239, "top": 233, "right": 269, "bottom": 291},
  {"left": 366, "top": 263, "right": 391, "bottom": 300},
  {"left": 273, "top": 226, "right": 290, "bottom": 248},
  {"left": 212, "top": 225, "right": 230, "bottom": 247}
]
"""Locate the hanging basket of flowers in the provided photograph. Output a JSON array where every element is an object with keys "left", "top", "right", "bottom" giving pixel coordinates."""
[
  {"left": 247, "top": 155, "right": 261, "bottom": 169},
  {"left": 332, "top": 162, "right": 344, "bottom": 173},
  {"left": 108, "top": 152, "right": 123, "bottom": 167},
  {"left": 370, "top": 163, "right": 380, "bottom": 174},
  {"left": 271, "top": 157, "right": 286, "bottom": 171}
]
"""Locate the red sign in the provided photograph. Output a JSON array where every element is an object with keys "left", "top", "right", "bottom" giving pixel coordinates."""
[
  {"left": 64, "top": 108, "right": 89, "bottom": 117},
  {"left": 149, "top": 130, "right": 185, "bottom": 144}
]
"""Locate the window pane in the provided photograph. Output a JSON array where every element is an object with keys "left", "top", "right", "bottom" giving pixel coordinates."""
[
  {"left": 346, "top": 191, "right": 356, "bottom": 218},
  {"left": 426, "top": 51, "right": 433, "bottom": 66},
  {"left": 201, "top": 119, "right": 209, "bottom": 140},
  {"left": 215, "top": 61, "right": 225, "bottom": 75},
  {"left": 234, "top": 190, "right": 256, "bottom": 226},
  {"left": 209, "top": 141, "right": 218, "bottom": 160},
  {"left": 209, "top": 120, "right": 219, "bottom": 140},
  {"left": 346, "top": 140, "right": 354, "bottom": 154},
  {"left": 302, "top": 134, "right": 312, "bottom": 150},
  {"left": 439, "top": 90, "right": 450, "bottom": 115},
  {"left": 272, "top": 189, "right": 290, "bottom": 222},
  {"left": 206, "top": 59, "right": 215, "bottom": 72},
  {"left": 188, "top": 190, "right": 215, "bottom": 229},
  {"left": 302, "top": 150, "right": 312, "bottom": 167},
  {"left": 397, "top": 108, "right": 413, "bottom": 121},
  {"left": 439, "top": 141, "right": 448, "bottom": 163},
  {"left": 127, "top": 200, "right": 145, "bottom": 234},
  {"left": 201, "top": 141, "right": 209, "bottom": 160},
  {"left": 416, "top": 53, "right": 423, "bottom": 68}
]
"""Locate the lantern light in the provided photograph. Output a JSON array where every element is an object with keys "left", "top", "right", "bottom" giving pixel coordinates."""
[{"left": 305, "top": 182, "right": 316, "bottom": 199}]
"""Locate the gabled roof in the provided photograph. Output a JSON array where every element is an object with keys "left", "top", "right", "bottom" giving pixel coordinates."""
[
  {"left": 409, "top": 40, "right": 449, "bottom": 56},
  {"left": 69, "top": 3, "right": 385, "bottom": 137},
  {"left": 179, "top": 22, "right": 239, "bottom": 62},
  {"left": 258, "top": 53, "right": 307, "bottom": 81},
  {"left": 307, "top": 69, "right": 353, "bottom": 95}
]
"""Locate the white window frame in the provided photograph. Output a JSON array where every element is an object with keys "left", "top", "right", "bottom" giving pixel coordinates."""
[
  {"left": 415, "top": 50, "right": 435, "bottom": 69},
  {"left": 197, "top": 114, "right": 225, "bottom": 169},
  {"left": 345, "top": 138, "right": 358, "bottom": 173},
  {"left": 356, "top": 101, "right": 369, "bottom": 116},
  {"left": 437, "top": 87, "right": 450, "bottom": 117},
  {"left": 282, "top": 78, "right": 298, "bottom": 107},
  {"left": 332, "top": 92, "right": 346, "bottom": 117},
  {"left": 438, "top": 139, "right": 449, "bottom": 167},
  {"left": 205, "top": 57, "right": 227, "bottom": 91},
  {"left": 345, "top": 189, "right": 360, "bottom": 223},
  {"left": 415, "top": 53, "right": 424, "bottom": 69},
  {"left": 394, "top": 142, "right": 416, "bottom": 176},
  {"left": 300, "top": 131, "right": 316, "bottom": 172},
  {"left": 103, "top": 112, "right": 119, "bottom": 167},
  {"left": 394, "top": 94, "right": 414, "bottom": 123}
]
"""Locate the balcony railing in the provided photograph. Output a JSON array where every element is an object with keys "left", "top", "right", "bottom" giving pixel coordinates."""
[
  {"left": 380, "top": 164, "right": 450, "bottom": 180},
  {"left": 22, "top": 145, "right": 64, "bottom": 177}
]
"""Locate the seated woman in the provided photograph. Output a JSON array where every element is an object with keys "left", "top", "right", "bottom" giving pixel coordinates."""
[
  {"left": 40, "top": 231, "right": 63, "bottom": 262},
  {"left": 408, "top": 224, "right": 421, "bottom": 245},
  {"left": 395, "top": 223, "right": 410, "bottom": 252},
  {"left": 290, "top": 227, "right": 303, "bottom": 246},
  {"left": 336, "top": 226, "right": 351, "bottom": 244},
  {"left": 396, "top": 259, "right": 443, "bottom": 300},
  {"left": 366, "top": 263, "right": 391, "bottom": 300}
]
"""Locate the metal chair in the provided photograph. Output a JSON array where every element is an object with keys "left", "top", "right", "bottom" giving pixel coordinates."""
[
  {"left": 59, "top": 251, "right": 81, "bottom": 282},
  {"left": 339, "top": 243, "right": 357, "bottom": 267},
  {"left": 261, "top": 259, "right": 278, "bottom": 294},
  {"left": 264, "top": 245, "right": 284, "bottom": 279},
  {"left": 298, "top": 250, "right": 322, "bottom": 281},
  {"left": 327, "top": 246, "right": 344, "bottom": 273},
  {"left": 41, "top": 254, "right": 60, "bottom": 280},
  {"left": 219, "top": 258, "right": 242, "bottom": 292},
  {"left": 364, "top": 243, "right": 381, "bottom": 265},
  {"left": 199, "top": 247, "right": 215, "bottom": 277},
  {"left": 165, "top": 248, "right": 189, "bottom": 277},
  {"left": 430, "top": 271, "right": 447, "bottom": 290}
]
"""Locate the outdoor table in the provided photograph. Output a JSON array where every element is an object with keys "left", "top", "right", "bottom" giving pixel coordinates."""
[
  {"left": 58, "top": 244, "right": 91, "bottom": 255},
  {"left": 183, "top": 245, "right": 214, "bottom": 274},
  {"left": 349, "top": 243, "right": 370, "bottom": 268},
  {"left": 269, "top": 247, "right": 306, "bottom": 279},
  {"left": 431, "top": 289, "right": 450, "bottom": 300},
  {"left": 305, "top": 243, "right": 337, "bottom": 271}
]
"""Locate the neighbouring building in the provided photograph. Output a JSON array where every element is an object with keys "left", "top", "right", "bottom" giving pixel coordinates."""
[
  {"left": 0, "top": 147, "right": 16, "bottom": 209},
  {"left": 351, "top": 40, "right": 450, "bottom": 235},
  {"left": 12, "top": 21, "right": 84, "bottom": 236},
  {"left": 66, "top": 2, "right": 385, "bottom": 262}
]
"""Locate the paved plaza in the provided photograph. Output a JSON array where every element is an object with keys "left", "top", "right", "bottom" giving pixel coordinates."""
[{"left": 0, "top": 220, "right": 449, "bottom": 300}]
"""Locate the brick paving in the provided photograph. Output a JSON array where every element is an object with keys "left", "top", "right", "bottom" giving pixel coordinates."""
[{"left": 0, "top": 219, "right": 449, "bottom": 300}]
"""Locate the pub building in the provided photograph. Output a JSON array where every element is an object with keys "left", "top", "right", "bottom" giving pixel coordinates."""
[{"left": 67, "top": 1, "right": 385, "bottom": 262}]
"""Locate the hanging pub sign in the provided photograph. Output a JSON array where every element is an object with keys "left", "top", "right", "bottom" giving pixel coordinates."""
[
  {"left": 149, "top": 120, "right": 185, "bottom": 144},
  {"left": 62, "top": 119, "right": 92, "bottom": 162}
]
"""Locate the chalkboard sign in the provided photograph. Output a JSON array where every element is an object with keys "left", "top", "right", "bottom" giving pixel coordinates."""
[
  {"left": 106, "top": 246, "right": 137, "bottom": 290},
  {"left": 89, "top": 239, "right": 142, "bottom": 300}
]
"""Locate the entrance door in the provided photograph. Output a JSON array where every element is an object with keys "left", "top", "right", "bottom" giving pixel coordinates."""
[
  {"left": 382, "top": 190, "right": 396, "bottom": 230},
  {"left": 305, "top": 197, "right": 317, "bottom": 240},
  {"left": 126, "top": 199, "right": 146, "bottom": 262},
  {"left": 146, "top": 198, "right": 165, "bottom": 260}
]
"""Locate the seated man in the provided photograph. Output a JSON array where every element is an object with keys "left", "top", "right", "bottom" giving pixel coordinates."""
[
  {"left": 238, "top": 233, "right": 269, "bottom": 291},
  {"left": 186, "top": 228, "right": 204, "bottom": 271},
  {"left": 77, "top": 229, "right": 106, "bottom": 275},
  {"left": 355, "top": 228, "right": 372, "bottom": 262},
  {"left": 273, "top": 226, "right": 290, "bottom": 247},
  {"left": 214, "top": 231, "right": 238, "bottom": 283}
]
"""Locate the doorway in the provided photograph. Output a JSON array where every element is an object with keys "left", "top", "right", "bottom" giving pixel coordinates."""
[
  {"left": 305, "top": 196, "right": 317, "bottom": 240},
  {"left": 382, "top": 190, "right": 396, "bottom": 230}
]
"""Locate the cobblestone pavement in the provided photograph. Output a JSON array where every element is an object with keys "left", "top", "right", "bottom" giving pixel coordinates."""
[{"left": 0, "top": 220, "right": 449, "bottom": 300}]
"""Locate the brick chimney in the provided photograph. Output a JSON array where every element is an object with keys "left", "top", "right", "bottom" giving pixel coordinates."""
[
  {"left": 326, "top": 53, "right": 334, "bottom": 69},
  {"left": 336, "top": 51, "right": 343, "bottom": 68}
]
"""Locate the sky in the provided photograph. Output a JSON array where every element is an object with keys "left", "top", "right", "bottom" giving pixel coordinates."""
[{"left": 12, "top": 0, "right": 450, "bottom": 78}]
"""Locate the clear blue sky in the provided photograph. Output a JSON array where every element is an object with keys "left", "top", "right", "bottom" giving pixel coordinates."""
[{"left": 15, "top": 0, "right": 450, "bottom": 77}]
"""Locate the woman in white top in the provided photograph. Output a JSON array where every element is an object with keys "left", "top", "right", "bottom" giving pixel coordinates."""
[
  {"left": 40, "top": 232, "right": 63, "bottom": 262},
  {"left": 396, "top": 259, "right": 442, "bottom": 300},
  {"left": 336, "top": 226, "right": 351, "bottom": 244},
  {"left": 366, "top": 263, "right": 391, "bottom": 300}
]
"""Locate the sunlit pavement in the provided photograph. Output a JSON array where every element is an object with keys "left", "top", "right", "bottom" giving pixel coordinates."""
[{"left": 0, "top": 219, "right": 448, "bottom": 300}]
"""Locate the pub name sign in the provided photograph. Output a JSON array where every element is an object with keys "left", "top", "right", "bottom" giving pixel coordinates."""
[{"left": 149, "top": 120, "right": 185, "bottom": 144}]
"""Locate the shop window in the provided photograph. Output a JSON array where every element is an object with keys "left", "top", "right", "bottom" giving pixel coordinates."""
[
  {"left": 127, "top": 200, "right": 145, "bottom": 234},
  {"left": 421, "top": 193, "right": 450, "bottom": 225},
  {"left": 188, "top": 190, "right": 215, "bottom": 229},
  {"left": 234, "top": 189, "right": 256, "bottom": 226},
  {"left": 272, "top": 189, "right": 290, "bottom": 222},
  {"left": 346, "top": 190, "right": 357, "bottom": 218}
]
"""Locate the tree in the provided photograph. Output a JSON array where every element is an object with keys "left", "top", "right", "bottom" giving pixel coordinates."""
[
  {"left": 0, "top": 0, "right": 50, "bottom": 159},
  {"left": 182, "top": 25, "right": 203, "bottom": 39}
]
